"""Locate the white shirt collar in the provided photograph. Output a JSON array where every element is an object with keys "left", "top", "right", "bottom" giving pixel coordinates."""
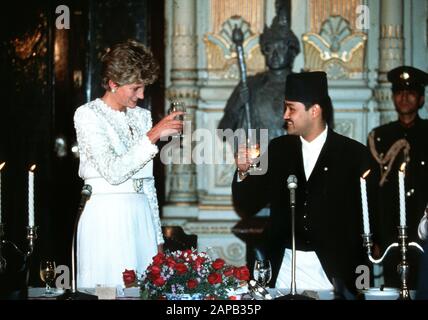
[
  {"left": 300, "top": 126, "right": 328, "bottom": 180},
  {"left": 300, "top": 125, "right": 328, "bottom": 148}
]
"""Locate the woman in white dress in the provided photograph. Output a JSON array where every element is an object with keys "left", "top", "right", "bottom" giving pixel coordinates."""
[{"left": 74, "top": 40, "right": 183, "bottom": 288}]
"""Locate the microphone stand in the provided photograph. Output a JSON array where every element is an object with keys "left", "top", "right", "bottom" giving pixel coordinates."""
[
  {"left": 58, "top": 185, "right": 97, "bottom": 300},
  {"left": 280, "top": 176, "right": 314, "bottom": 300}
]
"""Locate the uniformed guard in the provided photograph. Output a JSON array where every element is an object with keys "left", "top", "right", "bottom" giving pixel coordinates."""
[{"left": 368, "top": 66, "right": 428, "bottom": 289}]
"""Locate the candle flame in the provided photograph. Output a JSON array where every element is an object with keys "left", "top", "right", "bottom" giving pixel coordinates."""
[
  {"left": 0, "top": 162, "right": 5, "bottom": 171},
  {"left": 29, "top": 164, "right": 36, "bottom": 172},
  {"left": 362, "top": 169, "right": 370, "bottom": 179},
  {"left": 400, "top": 162, "right": 406, "bottom": 172}
]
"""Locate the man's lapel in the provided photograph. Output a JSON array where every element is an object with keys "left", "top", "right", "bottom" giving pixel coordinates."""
[{"left": 295, "top": 137, "right": 307, "bottom": 184}]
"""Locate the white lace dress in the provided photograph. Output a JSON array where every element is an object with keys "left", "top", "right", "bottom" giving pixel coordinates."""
[{"left": 74, "top": 98, "right": 164, "bottom": 288}]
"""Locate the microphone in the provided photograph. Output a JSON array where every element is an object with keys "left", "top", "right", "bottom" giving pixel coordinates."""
[
  {"left": 287, "top": 175, "right": 297, "bottom": 206},
  {"left": 78, "top": 185, "right": 92, "bottom": 212}
]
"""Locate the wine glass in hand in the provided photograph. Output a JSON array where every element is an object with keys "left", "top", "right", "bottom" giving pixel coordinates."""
[
  {"left": 248, "top": 142, "right": 261, "bottom": 171},
  {"left": 168, "top": 100, "right": 186, "bottom": 138},
  {"left": 40, "top": 260, "right": 57, "bottom": 295},
  {"left": 253, "top": 259, "right": 272, "bottom": 288}
]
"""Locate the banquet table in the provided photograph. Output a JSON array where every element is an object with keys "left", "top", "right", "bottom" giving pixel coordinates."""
[
  {"left": 27, "top": 287, "right": 334, "bottom": 300},
  {"left": 27, "top": 287, "right": 413, "bottom": 300}
]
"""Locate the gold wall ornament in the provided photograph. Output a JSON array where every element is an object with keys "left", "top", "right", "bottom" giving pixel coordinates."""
[
  {"left": 204, "top": 16, "right": 265, "bottom": 80},
  {"left": 310, "top": 0, "right": 363, "bottom": 33},
  {"left": 302, "top": 15, "right": 367, "bottom": 79},
  {"left": 210, "top": 0, "right": 265, "bottom": 34}
]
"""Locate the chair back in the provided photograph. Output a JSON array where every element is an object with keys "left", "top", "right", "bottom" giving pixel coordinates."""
[{"left": 162, "top": 226, "right": 197, "bottom": 252}]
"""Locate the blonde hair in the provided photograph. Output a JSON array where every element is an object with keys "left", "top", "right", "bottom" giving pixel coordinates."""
[{"left": 101, "top": 39, "right": 159, "bottom": 90}]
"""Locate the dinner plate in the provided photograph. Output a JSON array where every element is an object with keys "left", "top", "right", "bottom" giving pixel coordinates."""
[{"left": 362, "top": 287, "right": 399, "bottom": 300}]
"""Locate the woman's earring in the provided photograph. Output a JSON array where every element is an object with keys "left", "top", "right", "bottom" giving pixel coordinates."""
[{"left": 111, "top": 88, "right": 117, "bottom": 93}]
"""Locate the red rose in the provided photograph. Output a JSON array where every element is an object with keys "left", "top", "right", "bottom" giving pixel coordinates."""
[
  {"left": 234, "top": 266, "right": 250, "bottom": 281},
  {"left": 223, "top": 267, "right": 234, "bottom": 277},
  {"left": 229, "top": 296, "right": 237, "bottom": 300},
  {"left": 153, "top": 276, "right": 166, "bottom": 287},
  {"left": 207, "top": 272, "right": 222, "bottom": 285},
  {"left": 166, "top": 257, "right": 176, "bottom": 268},
  {"left": 195, "top": 256, "right": 206, "bottom": 264},
  {"left": 122, "top": 269, "right": 136, "bottom": 288},
  {"left": 150, "top": 265, "right": 161, "bottom": 276},
  {"left": 192, "top": 256, "right": 206, "bottom": 270},
  {"left": 174, "top": 263, "right": 188, "bottom": 275},
  {"left": 187, "top": 279, "right": 198, "bottom": 289},
  {"left": 153, "top": 252, "right": 165, "bottom": 265},
  {"left": 212, "top": 258, "right": 225, "bottom": 270}
]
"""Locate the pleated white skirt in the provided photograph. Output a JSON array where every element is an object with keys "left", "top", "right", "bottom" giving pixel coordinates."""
[{"left": 77, "top": 192, "right": 158, "bottom": 288}]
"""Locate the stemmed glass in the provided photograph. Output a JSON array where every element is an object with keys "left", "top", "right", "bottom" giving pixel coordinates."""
[
  {"left": 40, "top": 260, "right": 57, "bottom": 296},
  {"left": 253, "top": 259, "right": 272, "bottom": 288},
  {"left": 247, "top": 142, "right": 261, "bottom": 171},
  {"left": 168, "top": 100, "right": 186, "bottom": 138}
]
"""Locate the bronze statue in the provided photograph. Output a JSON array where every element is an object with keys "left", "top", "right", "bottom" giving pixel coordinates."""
[{"left": 218, "top": 4, "right": 300, "bottom": 142}]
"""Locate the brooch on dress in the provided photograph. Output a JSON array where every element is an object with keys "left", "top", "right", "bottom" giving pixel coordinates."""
[{"left": 132, "top": 179, "right": 144, "bottom": 193}]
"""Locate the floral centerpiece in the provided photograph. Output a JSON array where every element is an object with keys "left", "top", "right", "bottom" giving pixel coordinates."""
[{"left": 125, "top": 249, "right": 250, "bottom": 300}]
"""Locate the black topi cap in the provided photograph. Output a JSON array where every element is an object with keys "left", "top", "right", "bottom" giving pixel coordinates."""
[
  {"left": 285, "top": 71, "right": 330, "bottom": 104},
  {"left": 387, "top": 66, "right": 428, "bottom": 94}
]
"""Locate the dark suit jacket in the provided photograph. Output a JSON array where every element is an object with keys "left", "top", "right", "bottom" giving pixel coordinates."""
[{"left": 232, "top": 129, "right": 372, "bottom": 294}]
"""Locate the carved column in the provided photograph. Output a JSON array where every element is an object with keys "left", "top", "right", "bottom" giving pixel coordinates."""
[
  {"left": 167, "top": 0, "right": 198, "bottom": 203},
  {"left": 375, "top": 0, "right": 404, "bottom": 124}
]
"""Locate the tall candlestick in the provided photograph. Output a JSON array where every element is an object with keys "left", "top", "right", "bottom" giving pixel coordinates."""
[
  {"left": 399, "top": 163, "right": 406, "bottom": 227},
  {"left": 28, "top": 164, "right": 36, "bottom": 227},
  {"left": 0, "top": 162, "right": 4, "bottom": 223},
  {"left": 360, "top": 170, "right": 371, "bottom": 234}
]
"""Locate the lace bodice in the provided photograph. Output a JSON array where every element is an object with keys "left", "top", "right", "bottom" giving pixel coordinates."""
[{"left": 74, "top": 98, "right": 164, "bottom": 243}]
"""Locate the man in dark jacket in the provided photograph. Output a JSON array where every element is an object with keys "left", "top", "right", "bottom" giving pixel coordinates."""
[
  {"left": 368, "top": 66, "right": 428, "bottom": 289},
  {"left": 233, "top": 72, "right": 371, "bottom": 298}
]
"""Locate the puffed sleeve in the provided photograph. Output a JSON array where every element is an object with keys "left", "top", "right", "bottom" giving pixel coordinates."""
[
  {"left": 74, "top": 106, "right": 158, "bottom": 185},
  {"left": 142, "top": 177, "right": 164, "bottom": 245}
]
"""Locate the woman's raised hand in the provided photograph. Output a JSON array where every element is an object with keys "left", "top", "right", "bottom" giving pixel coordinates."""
[{"left": 146, "top": 111, "right": 184, "bottom": 143}]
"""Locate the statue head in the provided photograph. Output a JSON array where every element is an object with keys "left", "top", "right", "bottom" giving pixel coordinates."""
[{"left": 260, "top": 5, "right": 300, "bottom": 71}]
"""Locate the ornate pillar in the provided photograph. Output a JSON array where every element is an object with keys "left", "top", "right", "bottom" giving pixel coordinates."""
[
  {"left": 166, "top": 0, "right": 198, "bottom": 203},
  {"left": 376, "top": 0, "right": 404, "bottom": 124}
]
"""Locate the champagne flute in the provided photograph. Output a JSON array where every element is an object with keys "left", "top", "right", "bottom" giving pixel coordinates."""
[
  {"left": 168, "top": 100, "right": 186, "bottom": 138},
  {"left": 40, "top": 260, "right": 57, "bottom": 295},
  {"left": 253, "top": 259, "right": 272, "bottom": 288}
]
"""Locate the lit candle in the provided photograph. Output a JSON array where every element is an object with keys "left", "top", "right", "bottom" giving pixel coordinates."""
[
  {"left": 0, "top": 162, "right": 5, "bottom": 223},
  {"left": 360, "top": 170, "right": 371, "bottom": 234},
  {"left": 398, "top": 163, "right": 406, "bottom": 227},
  {"left": 28, "top": 164, "right": 36, "bottom": 227}
]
